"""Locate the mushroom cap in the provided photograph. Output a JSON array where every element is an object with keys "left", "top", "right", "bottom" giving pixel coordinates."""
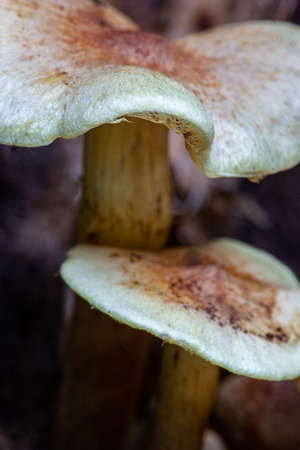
[
  {"left": 0, "top": 0, "right": 213, "bottom": 154},
  {"left": 175, "top": 21, "right": 300, "bottom": 179},
  {"left": 60, "top": 238, "right": 300, "bottom": 380},
  {"left": 1, "top": 1, "right": 300, "bottom": 178}
]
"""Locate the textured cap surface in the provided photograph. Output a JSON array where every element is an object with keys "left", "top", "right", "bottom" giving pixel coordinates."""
[
  {"left": 175, "top": 22, "right": 300, "bottom": 179},
  {"left": 61, "top": 238, "right": 300, "bottom": 380},
  {"left": 1, "top": 1, "right": 300, "bottom": 178},
  {"left": 0, "top": 0, "right": 213, "bottom": 153}
]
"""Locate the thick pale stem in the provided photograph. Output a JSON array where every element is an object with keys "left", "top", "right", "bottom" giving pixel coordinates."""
[
  {"left": 78, "top": 118, "right": 172, "bottom": 248},
  {"left": 57, "top": 118, "right": 172, "bottom": 449},
  {"left": 149, "top": 344, "right": 220, "bottom": 450}
]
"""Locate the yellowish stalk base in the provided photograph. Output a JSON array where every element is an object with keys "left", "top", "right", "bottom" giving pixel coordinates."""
[{"left": 149, "top": 344, "right": 220, "bottom": 450}]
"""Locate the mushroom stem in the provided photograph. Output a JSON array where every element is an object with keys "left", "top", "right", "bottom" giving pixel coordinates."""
[
  {"left": 57, "top": 118, "right": 172, "bottom": 449},
  {"left": 149, "top": 343, "right": 219, "bottom": 450},
  {"left": 78, "top": 117, "right": 172, "bottom": 247}
]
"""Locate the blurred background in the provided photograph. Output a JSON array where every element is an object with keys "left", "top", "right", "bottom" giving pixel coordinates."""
[{"left": 1, "top": 0, "right": 300, "bottom": 448}]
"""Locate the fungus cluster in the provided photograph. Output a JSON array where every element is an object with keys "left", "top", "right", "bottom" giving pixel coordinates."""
[{"left": 1, "top": 0, "right": 300, "bottom": 449}]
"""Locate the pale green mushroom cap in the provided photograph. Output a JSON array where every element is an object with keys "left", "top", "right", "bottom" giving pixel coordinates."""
[
  {"left": 0, "top": 0, "right": 212, "bottom": 154},
  {"left": 1, "top": 0, "right": 300, "bottom": 179},
  {"left": 175, "top": 22, "right": 300, "bottom": 179},
  {"left": 61, "top": 238, "right": 300, "bottom": 381}
]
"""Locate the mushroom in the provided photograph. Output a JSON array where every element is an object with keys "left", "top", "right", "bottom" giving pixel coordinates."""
[
  {"left": 1, "top": 0, "right": 300, "bottom": 448},
  {"left": 60, "top": 237, "right": 300, "bottom": 449}
]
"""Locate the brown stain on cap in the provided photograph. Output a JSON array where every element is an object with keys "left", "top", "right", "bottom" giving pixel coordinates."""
[
  {"left": 10, "top": 0, "right": 207, "bottom": 92},
  {"left": 117, "top": 249, "right": 297, "bottom": 345}
]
